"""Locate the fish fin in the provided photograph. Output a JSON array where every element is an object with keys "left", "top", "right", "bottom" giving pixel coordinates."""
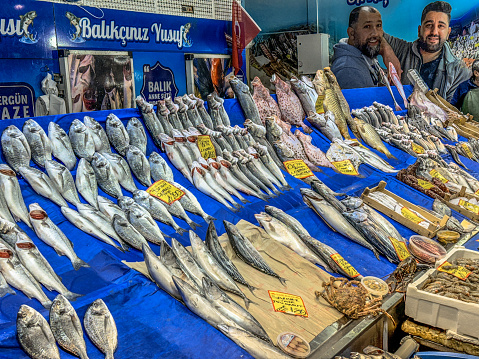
[
  {"left": 243, "top": 296, "right": 253, "bottom": 309},
  {"left": 232, "top": 202, "right": 243, "bottom": 209},
  {"left": 240, "top": 198, "right": 252, "bottom": 204},
  {"left": 54, "top": 247, "right": 66, "bottom": 256},
  {"left": 203, "top": 215, "right": 216, "bottom": 222},
  {"left": 176, "top": 227, "right": 187, "bottom": 235},
  {"left": 246, "top": 284, "right": 257, "bottom": 294},
  {"left": 385, "top": 152, "right": 397, "bottom": 160},
  {"left": 116, "top": 244, "right": 127, "bottom": 252},
  {"left": 187, "top": 221, "right": 201, "bottom": 230},
  {"left": 228, "top": 205, "right": 240, "bottom": 213},
  {"left": 72, "top": 257, "right": 90, "bottom": 271},
  {"left": 258, "top": 193, "right": 270, "bottom": 201},
  {"left": 373, "top": 249, "right": 381, "bottom": 261},
  {"left": 0, "top": 286, "right": 15, "bottom": 297},
  {"left": 278, "top": 276, "right": 287, "bottom": 286},
  {"left": 64, "top": 291, "right": 84, "bottom": 301}
]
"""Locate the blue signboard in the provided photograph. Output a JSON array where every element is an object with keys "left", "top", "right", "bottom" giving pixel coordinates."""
[
  {"left": 140, "top": 61, "right": 179, "bottom": 104},
  {"left": 54, "top": 4, "right": 229, "bottom": 54},
  {"left": 0, "top": 0, "right": 56, "bottom": 59},
  {"left": 0, "top": 82, "right": 35, "bottom": 120}
]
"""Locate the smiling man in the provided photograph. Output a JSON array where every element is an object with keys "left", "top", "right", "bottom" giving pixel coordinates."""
[
  {"left": 382, "top": 1, "right": 470, "bottom": 101},
  {"left": 331, "top": 6, "right": 385, "bottom": 89}
]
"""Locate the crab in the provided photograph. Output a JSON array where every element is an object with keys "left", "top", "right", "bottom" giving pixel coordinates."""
[
  {"left": 386, "top": 256, "right": 419, "bottom": 293},
  {"left": 316, "top": 277, "right": 384, "bottom": 320}
]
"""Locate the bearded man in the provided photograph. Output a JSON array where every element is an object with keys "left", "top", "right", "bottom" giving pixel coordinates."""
[
  {"left": 382, "top": 1, "right": 470, "bottom": 101},
  {"left": 331, "top": 6, "right": 385, "bottom": 89}
]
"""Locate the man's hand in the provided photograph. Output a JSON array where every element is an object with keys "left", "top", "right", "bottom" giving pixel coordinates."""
[{"left": 380, "top": 37, "right": 403, "bottom": 80}]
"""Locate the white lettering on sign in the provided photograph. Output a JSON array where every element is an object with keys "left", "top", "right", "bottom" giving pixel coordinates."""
[
  {"left": 347, "top": 0, "right": 389, "bottom": 8},
  {"left": 148, "top": 81, "right": 172, "bottom": 93}
]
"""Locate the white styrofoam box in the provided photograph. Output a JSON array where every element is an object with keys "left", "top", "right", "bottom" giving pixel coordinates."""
[{"left": 405, "top": 246, "right": 479, "bottom": 339}]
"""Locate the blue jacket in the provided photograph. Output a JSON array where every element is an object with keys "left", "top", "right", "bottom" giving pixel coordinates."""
[
  {"left": 450, "top": 79, "right": 477, "bottom": 110},
  {"left": 331, "top": 41, "right": 380, "bottom": 89}
]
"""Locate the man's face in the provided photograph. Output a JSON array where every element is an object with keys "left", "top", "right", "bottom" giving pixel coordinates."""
[
  {"left": 349, "top": 10, "right": 383, "bottom": 58},
  {"left": 418, "top": 11, "right": 451, "bottom": 53}
]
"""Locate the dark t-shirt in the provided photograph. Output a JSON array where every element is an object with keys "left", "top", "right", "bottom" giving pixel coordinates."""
[{"left": 420, "top": 51, "right": 443, "bottom": 90}]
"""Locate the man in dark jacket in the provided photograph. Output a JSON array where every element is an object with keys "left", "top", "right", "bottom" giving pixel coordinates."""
[
  {"left": 381, "top": 1, "right": 470, "bottom": 101},
  {"left": 451, "top": 59, "right": 479, "bottom": 121},
  {"left": 331, "top": 6, "right": 384, "bottom": 89}
]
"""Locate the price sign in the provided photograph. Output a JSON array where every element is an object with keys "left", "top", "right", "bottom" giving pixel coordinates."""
[
  {"left": 401, "top": 207, "right": 424, "bottom": 225},
  {"left": 430, "top": 169, "right": 448, "bottom": 184},
  {"left": 458, "top": 199, "right": 479, "bottom": 215},
  {"left": 197, "top": 135, "right": 216, "bottom": 160},
  {"left": 330, "top": 253, "right": 360, "bottom": 278},
  {"left": 331, "top": 159, "right": 359, "bottom": 176},
  {"left": 461, "top": 143, "right": 473, "bottom": 159},
  {"left": 283, "top": 159, "right": 314, "bottom": 179},
  {"left": 411, "top": 143, "right": 425, "bottom": 154},
  {"left": 437, "top": 261, "right": 472, "bottom": 280},
  {"left": 147, "top": 180, "right": 185, "bottom": 205},
  {"left": 268, "top": 291, "right": 308, "bottom": 317},
  {"left": 389, "top": 237, "right": 411, "bottom": 261},
  {"left": 315, "top": 94, "right": 325, "bottom": 114},
  {"left": 417, "top": 179, "right": 435, "bottom": 189},
  {"left": 475, "top": 189, "right": 479, "bottom": 196}
]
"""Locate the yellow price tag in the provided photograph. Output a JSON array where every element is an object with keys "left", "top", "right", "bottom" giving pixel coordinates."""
[
  {"left": 475, "top": 189, "right": 479, "bottom": 196},
  {"left": 459, "top": 199, "right": 479, "bottom": 215},
  {"left": 330, "top": 253, "right": 360, "bottom": 278},
  {"left": 197, "top": 135, "right": 216, "bottom": 160},
  {"left": 283, "top": 159, "right": 314, "bottom": 179},
  {"left": 331, "top": 159, "right": 359, "bottom": 176},
  {"left": 401, "top": 207, "right": 424, "bottom": 225},
  {"left": 315, "top": 94, "right": 325, "bottom": 114},
  {"left": 350, "top": 139, "right": 368, "bottom": 149},
  {"left": 429, "top": 169, "right": 448, "bottom": 184},
  {"left": 461, "top": 144, "right": 474, "bottom": 159},
  {"left": 417, "top": 179, "right": 435, "bottom": 189},
  {"left": 147, "top": 180, "right": 185, "bottom": 205},
  {"left": 389, "top": 237, "right": 411, "bottom": 261},
  {"left": 268, "top": 291, "right": 308, "bottom": 317},
  {"left": 411, "top": 143, "right": 425, "bottom": 154},
  {"left": 475, "top": 43, "right": 479, "bottom": 48},
  {"left": 437, "top": 261, "right": 472, "bottom": 280}
]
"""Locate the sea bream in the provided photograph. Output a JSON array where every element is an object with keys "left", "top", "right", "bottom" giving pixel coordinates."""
[
  {"left": 1, "top": 125, "right": 31, "bottom": 172},
  {"left": 91, "top": 152, "right": 123, "bottom": 199},
  {"left": 69, "top": 119, "right": 96, "bottom": 162},
  {"left": 19, "top": 166, "right": 68, "bottom": 207},
  {"left": 23, "top": 119, "right": 52, "bottom": 168},
  {"left": 45, "top": 159, "right": 81, "bottom": 206},
  {"left": 102, "top": 152, "right": 138, "bottom": 193},
  {"left": 75, "top": 158, "right": 99, "bottom": 209},
  {"left": 83, "top": 116, "right": 111, "bottom": 154},
  {"left": 84, "top": 299, "right": 118, "bottom": 359},
  {"left": 106, "top": 113, "right": 130, "bottom": 156},
  {"left": 126, "top": 204, "right": 166, "bottom": 245},
  {"left": 48, "top": 122, "right": 77, "bottom": 170},
  {"left": 127, "top": 117, "right": 147, "bottom": 155},
  {"left": 112, "top": 214, "right": 148, "bottom": 250}
]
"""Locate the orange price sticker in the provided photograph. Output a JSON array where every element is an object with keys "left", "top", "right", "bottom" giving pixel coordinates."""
[{"left": 268, "top": 291, "right": 308, "bottom": 317}]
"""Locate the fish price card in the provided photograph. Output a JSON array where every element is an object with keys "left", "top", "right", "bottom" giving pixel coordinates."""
[
  {"left": 417, "top": 179, "right": 435, "bottom": 190},
  {"left": 315, "top": 94, "right": 325, "bottom": 114},
  {"left": 197, "top": 135, "right": 216, "bottom": 160},
  {"left": 461, "top": 143, "right": 474, "bottom": 159},
  {"left": 429, "top": 169, "right": 448, "bottom": 184},
  {"left": 331, "top": 159, "right": 359, "bottom": 176},
  {"left": 400, "top": 207, "right": 425, "bottom": 225},
  {"left": 147, "top": 180, "right": 185, "bottom": 205},
  {"left": 458, "top": 199, "right": 479, "bottom": 215},
  {"left": 437, "top": 261, "right": 472, "bottom": 280},
  {"left": 268, "top": 291, "right": 308, "bottom": 317},
  {"left": 411, "top": 143, "right": 425, "bottom": 154},
  {"left": 283, "top": 160, "right": 314, "bottom": 179},
  {"left": 330, "top": 253, "right": 360, "bottom": 278},
  {"left": 388, "top": 237, "right": 411, "bottom": 261}
]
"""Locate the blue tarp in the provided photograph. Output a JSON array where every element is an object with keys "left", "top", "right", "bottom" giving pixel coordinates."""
[{"left": 0, "top": 85, "right": 478, "bottom": 358}]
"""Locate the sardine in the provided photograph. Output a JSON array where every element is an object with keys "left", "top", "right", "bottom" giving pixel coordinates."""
[
  {"left": 1, "top": 125, "right": 31, "bottom": 172},
  {"left": 84, "top": 299, "right": 118, "bottom": 359},
  {"left": 84, "top": 116, "right": 111, "bottom": 153},
  {"left": 19, "top": 166, "right": 68, "bottom": 207},
  {"left": 106, "top": 113, "right": 130, "bottom": 156},
  {"left": 91, "top": 153, "right": 123, "bottom": 199},
  {"left": 69, "top": 119, "right": 95, "bottom": 162},
  {"left": 48, "top": 122, "right": 76, "bottom": 170},
  {"left": 76, "top": 158, "right": 99, "bottom": 209}
]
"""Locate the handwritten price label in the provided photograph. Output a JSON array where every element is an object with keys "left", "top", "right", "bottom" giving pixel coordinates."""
[
  {"left": 389, "top": 237, "right": 411, "bottom": 261},
  {"left": 268, "top": 291, "right": 308, "bottom": 317},
  {"left": 429, "top": 169, "right": 448, "bottom": 184},
  {"left": 401, "top": 207, "right": 424, "bottom": 225},
  {"left": 147, "top": 180, "right": 185, "bottom": 205},
  {"left": 438, "top": 261, "right": 472, "bottom": 280},
  {"left": 332, "top": 159, "right": 359, "bottom": 176},
  {"left": 461, "top": 143, "right": 474, "bottom": 159},
  {"left": 411, "top": 143, "right": 425, "bottom": 154},
  {"left": 283, "top": 159, "right": 314, "bottom": 179},
  {"left": 197, "top": 135, "right": 216, "bottom": 160},
  {"left": 315, "top": 94, "right": 325, "bottom": 114},
  {"left": 330, "top": 253, "right": 360, "bottom": 278},
  {"left": 417, "top": 179, "right": 435, "bottom": 190},
  {"left": 459, "top": 199, "right": 479, "bottom": 215}
]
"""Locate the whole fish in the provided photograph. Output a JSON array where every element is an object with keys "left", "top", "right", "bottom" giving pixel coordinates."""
[
  {"left": 17, "top": 305, "right": 60, "bottom": 359},
  {"left": 389, "top": 62, "right": 408, "bottom": 109},
  {"left": 61, "top": 207, "right": 124, "bottom": 252},
  {"left": 84, "top": 116, "right": 111, "bottom": 153},
  {"left": 290, "top": 77, "right": 316, "bottom": 115},
  {"left": 252, "top": 76, "right": 282, "bottom": 123},
  {"left": 170, "top": 181, "right": 216, "bottom": 222},
  {"left": 1, "top": 125, "right": 31, "bottom": 172},
  {"left": 356, "top": 120, "right": 396, "bottom": 159},
  {"left": 295, "top": 130, "right": 336, "bottom": 169},
  {"left": 310, "top": 180, "right": 346, "bottom": 212},
  {"left": 245, "top": 147, "right": 286, "bottom": 191},
  {"left": 149, "top": 151, "right": 174, "bottom": 182},
  {"left": 76, "top": 158, "right": 99, "bottom": 209},
  {"left": 171, "top": 129, "right": 194, "bottom": 168},
  {"left": 181, "top": 95, "right": 201, "bottom": 127},
  {"left": 50, "top": 295, "right": 89, "bottom": 359},
  {"left": 117, "top": 196, "right": 135, "bottom": 212},
  {"left": 29, "top": 203, "right": 89, "bottom": 271},
  {"left": 222, "top": 151, "right": 264, "bottom": 194},
  {"left": 19, "top": 166, "right": 68, "bottom": 207},
  {"left": 224, "top": 220, "right": 286, "bottom": 285},
  {"left": 91, "top": 152, "right": 123, "bottom": 199},
  {"left": 171, "top": 237, "right": 211, "bottom": 289},
  {"left": 23, "top": 119, "right": 52, "bottom": 168},
  {"left": 97, "top": 196, "right": 127, "bottom": 221},
  {"left": 165, "top": 96, "right": 184, "bottom": 129},
  {"left": 207, "top": 158, "right": 250, "bottom": 204},
  {"left": 136, "top": 96, "right": 164, "bottom": 148},
  {"left": 190, "top": 231, "right": 251, "bottom": 308},
  {"left": 307, "top": 111, "right": 342, "bottom": 141},
  {"left": 234, "top": 153, "right": 278, "bottom": 197},
  {"left": 127, "top": 205, "right": 165, "bottom": 245},
  {"left": 127, "top": 117, "right": 147, "bottom": 155},
  {"left": 0, "top": 164, "right": 30, "bottom": 227},
  {"left": 175, "top": 97, "right": 191, "bottom": 128},
  {"left": 0, "top": 216, "right": 25, "bottom": 247},
  {"left": 112, "top": 214, "right": 148, "bottom": 250},
  {"left": 230, "top": 77, "right": 262, "bottom": 125},
  {"left": 48, "top": 122, "right": 76, "bottom": 170},
  {"left": 193, "top": 95, "right": 215, "bottom": 129},
  {"left": 377, "top": 66, "right": 402, "bottom": 111},
  {"left": 102, "top": 152, "right": 137, "bottom": 193},
  {"left": 280, "top": 133, "right": 323, "bottom": 172},
  {"left": 84, "top": 299, "right": 118, "bottom": 359},
  {"left": 213, "top": 92, "right": 231, "bottom": 127},
  {"left": 69, "top": 119, "right": 95, "bottom": 162},
  {"left": 349, "top": 144, "right": 398, "bottom": 173},
  {"left": 159, "top": 133, "right": 193, "bottom": 183},
  {"left": 106, "top": 113, "right": 130, "bottom": 156},
  {"left": 45, "top": 159, "right": 81, "bottom": 206},
  {"left": 157, "top": 100, "right": 175, "bottom": 136},
  {"left": 0, "top": 243, "right": 52, "bottom": 308}
]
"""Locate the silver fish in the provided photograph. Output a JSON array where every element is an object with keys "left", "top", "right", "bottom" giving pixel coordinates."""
[
  {"left": 127, "top": 117, "right": 147, "bottom": 155},
  {"left": 48, "top": 122, "right": 77, "bottom": 170},
  {"left": 91, "top": 152, "right": 123, "bottom": 199},
  {"left": 0, "top": 216, "right": 23, "bottom": 247},
  {"left": 17, "top": 305, "right": 60, "bottom": 359},
  {"left": 136, "top": 96, "right": 164, "bottom": 148},
  {"left": 1, "top": 125, "right": 31, "bottom": 172},
  {"left": 106, "top": 113, "right": 130, "bottom": 156},
  {"left": 0, "top": 271, "right": 15, "bottom": 297},
  {"left": 97, "top": 196, "right": 126, "bottom": 221},
  {"left": 69, "top": 119, "right": 95, "bottom": 162},
  {"left": 0, "top": 164, "right": 30, "bottom": 227},
  {"left": 126, "top": 145, "right": 151, "bottom": 187},
  {"left": 45, "top": 159, "right": 81, "bottom": 206},
  {"left": 84, "top": 116, "right": 111, "bottom": 153},
  {"left": 76, "top": 158, "right": 99, "bottom": 209},
  {"left": 432, "top": 198, "right": 451, "bottom": 217},
  {"left": 112, "top": 214, "right": 148, "bottom": 250},
  {"left": 149, "top": 151, "right": 174, "bottom": 182},
  {"left": 207, "top": 158, "right": 251, "bottom": 204},
  {"left": 117, "top": 196, "right": 135, "bottom": 212},
  {"left": 172, "top": 237, "right": 211, "bottom": 288},
  {"left": 102, "top": 152, "right": 137, "bottom": 193},
  {"left": 84, "top": 299, "right": 118, "bottom": 359},
  {"left": 19, "top": 166, "right": 68, "bottom": 207},
  {"left": 23, "top": 119, "right": 52, "bottom": 168},
  {"left": 127, "top": 204, "right": 165, "bottom": 245},
  {"left": 50, "top": 294, "right": 89, "bottom": 359},
  {"left": 159, "top": 133, "right": 193, "bottom": 183}
]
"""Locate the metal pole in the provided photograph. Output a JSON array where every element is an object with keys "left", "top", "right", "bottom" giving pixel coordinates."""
[{"left": 316, "top": 0, "right": 319, "bottom": 33}]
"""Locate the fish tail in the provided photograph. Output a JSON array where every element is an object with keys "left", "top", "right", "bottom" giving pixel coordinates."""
[
  {"left": 0, "top": 286, "right": 15, "bottom": 297},
  {"left": 72, "top": 257, "right": 90, "bottom": 271},
  {"left": 176, "top": 227, "right": 187, "bottom": 235},
  {"left": 187, "top": 221, "right": 201, "bottom": 230},
  {"left": 65, "top": 291, "right": 84, "bottom": 301},
  {"left": 385, "top": 151, "right": 397, "bottom": 160},
  {"left": 301, "top": 123, "right": 313, "bottom": 134},
  {"left": 240, "top": 198, "right": 252, "bottom": 204},
  {"left": 119, "top": 241, "right": 130, "bottom": 252},
  {"left": 228, "top": 204, "right": 240, "bottom": 213},
  {"left": 278, "top": 276, "right": 288, "bottom": 286},
  {"left": 42, "top": 300, "right": 53, "bottom": 309},
  {"left": 258, "top": 193, "right": 270, "bottom": 202},
  {"left": 243, "top": 295, "right": 254, "bottom": 309},
  {"left": 373, "top": 248, "right": 381, "bottom": 261},
  {"left": 203, "top": 214, "right": 216, "bottom": 222},
  {"left": 161, "top": 231, "right": 172, "bottom": 239},
  {"left": 272, "top": 188, "right": 282, "bottom": 196}
]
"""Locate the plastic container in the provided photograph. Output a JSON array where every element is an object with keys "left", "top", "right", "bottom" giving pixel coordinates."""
[
  {"left": 408, "top": 235, "right": 446, "bottom": 264},
  {"left": 277, "top": 332, "right": 311, "bottom": 358},
  {"left": 436, "top": 230, "right": 460, "bottom": 245},
  {"left": 361, "top": 276, "right": 389, "bottom": 296}
]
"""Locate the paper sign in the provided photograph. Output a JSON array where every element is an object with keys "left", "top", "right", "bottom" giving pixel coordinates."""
[
  {"left": 283, "top": 159, "right": 314, "bottom": 179},
  {"left": 461, "top": 143, "right": 473, "bottom": 159},
  {"left": 315, "top": 94, "right": 325, "bottom": 114},
  {"left": 330, "top": 253, "right": 360, "bottom": 278},
  {"left": 401, "top": 207, "right": 424, "bottom": 225},
  {"left": 430, "top": 169, "right": 448, "bottom": 184},
  {"left": 475, "top": 189, "right": 479, "bottom": 196},
  {"left": 411, "top": 143, "right": 425, "bottom": 154},
  {"left": 437, "top": 261, "right": 472, "bottom": 280},
  {"left": 389, "top": 237, "right": 411, "bottom": 261},
  {"left": 331, "top": 159, "right": 359, "bottom": 176},
  {"left": 459, "top": 199, "right": 479, "bottom": 215},
  {"left": 268, "top": 291, "right": 308, "bottom": 317},
  {"left": 417, "top": 179, "right": 435, "bottom": 190},
  {"left": 147, "top": 180, "right": 185, "bottom": 205},
  {"left": 197, "top": 135, "right": 216, "bottom": 160}
]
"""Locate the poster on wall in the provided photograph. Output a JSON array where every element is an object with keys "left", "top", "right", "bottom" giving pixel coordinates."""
[
  {"left": 0, "top": 82, "right": 35, "bottom": 120},
  {"left": 61, "top": 50, "right": 134, "bottom": 113},
  {"left": 140, "top": 61, "right": 179, "bottom": 104}
]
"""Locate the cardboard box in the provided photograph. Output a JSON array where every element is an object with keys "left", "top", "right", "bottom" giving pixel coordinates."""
[{"left": 361, "top": 181, "right": 448, "bottom": 238}]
